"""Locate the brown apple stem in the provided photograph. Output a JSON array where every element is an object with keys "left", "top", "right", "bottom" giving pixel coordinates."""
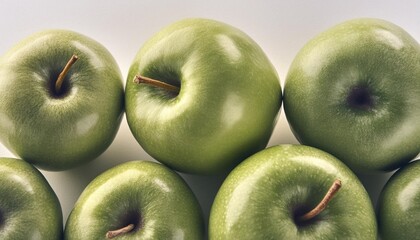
[
  {"left": 106, "top": 224, "right": 135, "bottom": 239},
  {"left": 55, "top": 54, "right": 78, "bottom": 94},
  {"left": 133, "top": 75, "right": 179, "bottom": 93},
  {"left": 300, "top": 179, "right": 342, "bottom": 222}
]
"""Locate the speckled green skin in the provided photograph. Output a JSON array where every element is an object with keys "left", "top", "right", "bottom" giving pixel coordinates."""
[
  {"left": 377, "top": 160, "right": 420, "bottom": 240},
  {"left": 209, "top": 145, "right": 377, "bottom": 240},
  {"left": 284, "top": 18, "right": 420, "bottom": 173},
  {"left": 0, "top": 30, "right": 124, "bottom": 171},
  {"left": 125, "top": 18, "right": 282, "bottom": 175},
  {"left": 64, "top": 161, "right": 204, "bottom": 240},
  {"left": 0, "top": 157, "right": 63, "bottom": 239}
]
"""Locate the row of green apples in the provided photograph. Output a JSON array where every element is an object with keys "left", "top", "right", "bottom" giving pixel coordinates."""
[
  {"left": 2, "top": 152, "right": 419, "bottom": 239},
  {"left": 0, "top": 17, "right": 419, "bottom": 239}
]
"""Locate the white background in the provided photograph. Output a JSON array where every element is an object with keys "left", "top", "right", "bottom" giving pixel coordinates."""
[{"left": 1, "top": 0, "right": 419, "bottom": 235}]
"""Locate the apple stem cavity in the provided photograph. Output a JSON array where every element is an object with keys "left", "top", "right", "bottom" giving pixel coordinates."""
[
  {"left": 346, "top": 85, "right": 375, "bottom": 111},
  {"left": 300, "top": 179, "right": 342, "bottom": 222},
  {"left": 106, "top": 224, "right": 135, "bottom": 239},
  {"left": 133, "top": 75, "right": 180, "bottom": 93},
  {"left": 55, "top": 54, "right": 78, "bottom": 94}
]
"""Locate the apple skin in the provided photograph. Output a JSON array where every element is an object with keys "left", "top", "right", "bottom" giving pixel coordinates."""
[
  {"left": 125, "top": 18, "right": 282, "bottom": 174},
  {"left": 64, "top": 160, "right": 204, "bottom": 240},
  {"left": 283, "top": 18, "right": 420, "bottom": 172},
  {"left": 377, "top": 160, "right": 420, "bottom": 240},
  {"left": 0, "top": 29, "right": 124, "bottom": 171},
  {"left": 209, "top": 144, "right": 377, "bottom": 239},
  {"left": 0, "top": 157, "right": 63, "bottom": 239}
]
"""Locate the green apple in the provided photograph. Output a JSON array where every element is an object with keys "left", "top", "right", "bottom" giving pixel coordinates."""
[
  {"left": 283, "top": 18, "right": 420, "bottom": 172},
  {"left": 209, "top": 144, "right": 377, "bottom": 239},
  {"left": 64, "top": 160, "right": 204, "bottom": 240},
  {"left": 0, "top": 157, "right": 62, "bottom": 239},
  {"left": 0, "top": 29, "right": 124, "bottom": 171},
  {"left": 377, "top": 160, "right": 420, "bottom": 239},
  {"left": 125, "top": 18, "right": 282, "bottom": 174}
]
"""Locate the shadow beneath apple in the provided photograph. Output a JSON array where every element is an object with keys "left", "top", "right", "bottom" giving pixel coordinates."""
[
  {"left": 355, "top": 171, "right": 393, "bottom": 208},
  {"left": 180, "top": 172, "right": 229, "bottom": 236}
]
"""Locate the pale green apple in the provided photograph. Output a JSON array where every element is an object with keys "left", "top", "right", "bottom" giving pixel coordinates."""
[
  {"left": 0, "top": 157, "right": 63, "bottom": 239},
  {"left": 0, "top": 29, "right": 124, "bottom": 171},
  {"left": 209, "top": 145, "right": 377, "bottom": 239},
  {"left": 284, "top": 18, "right": 420, "bottom": 172},
  {"left": 125, "top": 18, "right": 282, "bottom": 174},
  {"left": 64, "top": 160, "right": 204, "bottom": 239},
  {"left": 377, "top": 160, "right": 420, "bottom": 240}
]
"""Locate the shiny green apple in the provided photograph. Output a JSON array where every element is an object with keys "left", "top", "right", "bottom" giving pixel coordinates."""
[
  {"left": 209, "top": 145, "right": 377, "bottom": 239},
  {"left": 377, "top": 160, "right": 420, "bottom": 240},
  {"left": 284, "top": 18, "right": 420, "bottom": 172},
  {"left": 125, "top": 18, "right": 282, "bottom": 174},
  {"left": 0, "top": 29, "right": 124, "bottom": 171},
  {"left": 0, "top": 157, "right": 62, "bottom": 239},
  {"left": 64, "top": 160, "right": 204, "bottom": 240}
]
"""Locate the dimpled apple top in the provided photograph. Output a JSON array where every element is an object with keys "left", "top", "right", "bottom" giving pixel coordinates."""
[
  {"left": 0, "top": 30, "right": 124, "bottom": 170},
  {"left": 284, "top": 18, "right": 420, "bottom": 172},
  {"left": 125, "top": 18, "right": 282, "bottom": 174},
  {"left": 0, "top": 157, "right": 63, "bottom": 239},
  {"left": 209, "top": 145, "right": 377, "bottom": 239},
  {"left": 377, "top": 160, "right": 420, "bottom": 240},
  {"left": 64, "top": 160, "right": 204, "bottom": 240}
]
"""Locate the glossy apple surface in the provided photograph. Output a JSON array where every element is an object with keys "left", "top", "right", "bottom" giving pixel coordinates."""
[
  {"left": 64, "top": 160, "right": 204, "bottom": 240},
  {"left": 377, "top": 160, "right": 420, "bottom": 240},
  {"left": 0, "top": 29, "right": 124, "bottom": 171},
  {"left": 0, "top": 157, "right": 63, "bottom": 239},
  {"left": 283, "top": 18, "right": 420, "bottom": 172},
  {"left": 209, "top": 145, "right": 377, "bottom": 239},
  {"left": 125, "top": 18, "right": 282, "bottom": 174}
]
